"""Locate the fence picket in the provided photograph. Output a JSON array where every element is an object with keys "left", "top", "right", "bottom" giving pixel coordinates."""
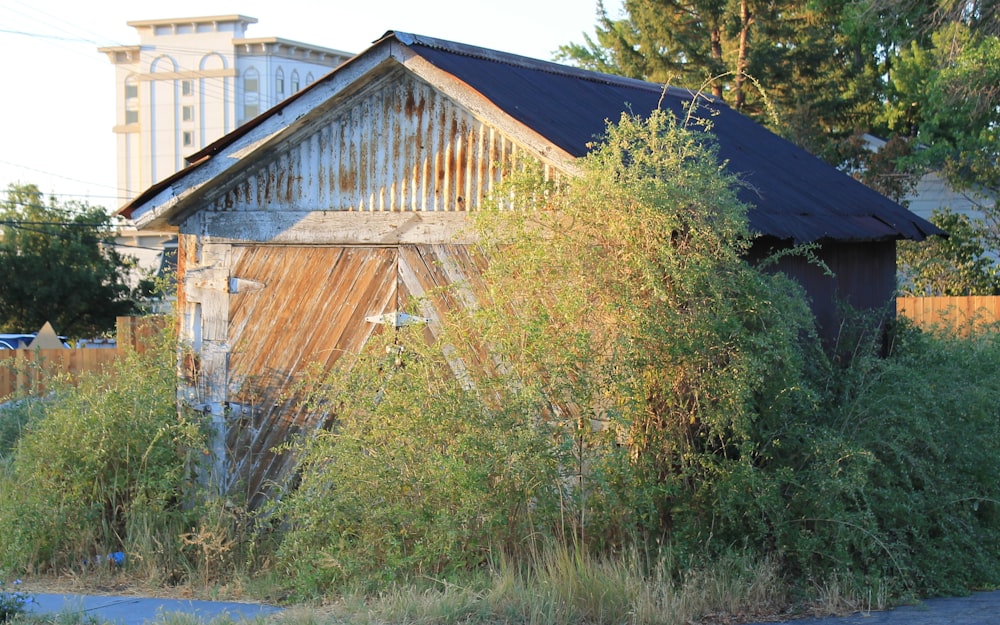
[
  {"left": 0, "top": 317, "right": 165, "bottom": 400},
  {"left": 897, "top": 296, "right": 1000, "bottom": 333}
]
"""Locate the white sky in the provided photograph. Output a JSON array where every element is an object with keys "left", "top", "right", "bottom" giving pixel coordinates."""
[{"left": 0, "top": 0, "right": 621, "bottom": 212}]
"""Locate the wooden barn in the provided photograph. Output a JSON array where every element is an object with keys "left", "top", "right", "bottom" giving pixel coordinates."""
[{"left": 120, "top": 31, "right": 943, "bottom": 506}]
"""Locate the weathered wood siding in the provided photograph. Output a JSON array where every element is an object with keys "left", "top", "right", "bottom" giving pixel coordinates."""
[
  {"left": 223, "top": 246, "right": 394, "bottom": 502},
  {"left": 171, "top": 69, "right": 529, "bottom": 504},
  {"left": 206, "top": 71, "right": 533, "bottom": 214},
  {"left": 201, "top": 244, "right": 487, "bottom": 506}
]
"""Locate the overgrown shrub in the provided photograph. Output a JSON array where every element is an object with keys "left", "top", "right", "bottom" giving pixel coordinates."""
[
  {"left": 274, "top": 109, "right": 825, "bottom": 594},
  {"left": 0, "top": 324, "right": 210, "bottom": 575},
  {"left": 0, "top": 398, "right": 45, "bottom": 462},
  {"left": 273, "top": 108, "right": 1000, "bottom": 604},
  {"left": 273, "top": 330, "right": 570, "bottom": 594},
  {"left": 820, "top": 321, "right": 1000, "bottom": 595},
  {"left": 464, "top": 110, "right": 827, "bottom": 565}
]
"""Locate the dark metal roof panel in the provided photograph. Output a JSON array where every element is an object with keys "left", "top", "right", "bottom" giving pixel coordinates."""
[{"left": 402, "top": 35, "right": 944, "bottom": 243}]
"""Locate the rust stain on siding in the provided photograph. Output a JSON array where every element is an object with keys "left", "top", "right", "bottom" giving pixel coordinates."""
[{"left": 210, "top": 74, "right": 519, "bottom": 214}]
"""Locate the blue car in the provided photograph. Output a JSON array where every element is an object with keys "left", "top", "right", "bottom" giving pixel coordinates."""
[{"left": 0, "top": 334, "right": 38, "bottom": 350}]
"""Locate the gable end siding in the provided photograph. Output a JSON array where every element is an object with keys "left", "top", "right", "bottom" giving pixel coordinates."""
[{"left": 204, "top": 72, "right": 531, "bottom": 216}]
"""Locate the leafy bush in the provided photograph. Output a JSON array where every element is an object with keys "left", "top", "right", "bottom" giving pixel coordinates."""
[
  {"left": 274, "top": 109, "right": 825, "bottom": 594},
  {"left": 274, "top": 330, "right": 570, "bottom": 593},
  {"left": 710, "top": 314, "right": 1000, "bottom": 598},
  {"left": 0, "top": 398, "right": 45, "bottom": 462},
  {"left": 0, "top": 324, "right": 210, "bottom": 575},
  {"left": 465, "top": 110, "right": 827, "bottom": 564},
  {"left": 821, "top": 321, "right": 1000, "bottom": 595}
]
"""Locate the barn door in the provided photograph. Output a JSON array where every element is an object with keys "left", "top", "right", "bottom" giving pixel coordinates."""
[
  {"left": 221, "top": 243, "right": 482, "bottom": 506},
  {"left": 225, "top": 245, "right": 397, "bottom": 505}
]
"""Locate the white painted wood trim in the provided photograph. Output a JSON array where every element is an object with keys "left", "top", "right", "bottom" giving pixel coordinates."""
[{"left": 192, "top": 211, "right": 479, "bottom": 245}]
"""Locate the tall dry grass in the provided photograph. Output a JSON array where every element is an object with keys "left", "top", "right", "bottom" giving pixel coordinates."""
[{"left": 298, "top": 544, "right": 788, "bottom": 625}]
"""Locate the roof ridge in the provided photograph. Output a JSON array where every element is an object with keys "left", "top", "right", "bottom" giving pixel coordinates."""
[{"left": 388, "top": 30, "right": 710, "bottom": 103}]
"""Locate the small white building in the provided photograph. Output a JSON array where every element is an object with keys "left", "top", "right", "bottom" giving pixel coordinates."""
[
  {"left": 862, "top": 134, "right": 996, "bottom": 225},
  {"left": 99, "top": 15, "right": 353, "bottom": 205}
]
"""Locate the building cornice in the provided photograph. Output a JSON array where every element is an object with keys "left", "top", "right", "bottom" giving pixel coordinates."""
[
  {"left": 133, "top": 68, "right": 237, "bottom": 81},
  {"left": 127, "top": 15, "right": 258, "bottom": 29},
  {"left": 234, "top": 37, "right": 353, "bottom": 63},
  {"left": 98, "top": 45, "right": 142, "bottom": 64}
]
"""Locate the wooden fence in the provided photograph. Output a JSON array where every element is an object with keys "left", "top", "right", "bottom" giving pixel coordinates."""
[
  {"left": 3, "top": 301, "right": 997, "bottom": 399},
  {"left": 896, "top": 296, "right": 1000, "bottom": 333},
  {"left": 0, "top": 316, "right": 166, "bottom": 400}
]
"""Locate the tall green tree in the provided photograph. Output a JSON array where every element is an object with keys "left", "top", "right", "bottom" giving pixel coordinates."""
[
  {"left": 0, "top": 183, "right": 140, "bottom": 337},
  {"left": 884, "top": 18, "right": 1000, "bottom": 295},
  {"left": 882, "top": 22, "right": 1000, "bottom": 193},
  {"left": 564, "top": 1, "right": 1000, "bottom": 296},
  {"left": 558, "top": 0, "right": 887, "bottom": 154},
  {"left": 563, "top": 0, "right": 997, "bottom": 165}
]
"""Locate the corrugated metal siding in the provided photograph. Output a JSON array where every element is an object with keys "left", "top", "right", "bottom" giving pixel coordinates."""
[
  {"left": 222, "top": 244, "right": 486, "bottom": 507},
  {"left": 211, "top": 73, "right": 525, "bottom": 214}
]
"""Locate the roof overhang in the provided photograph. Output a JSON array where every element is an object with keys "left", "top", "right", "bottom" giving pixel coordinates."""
[{"left": 119, "top": 32, "right": 580, "bottom": 232}]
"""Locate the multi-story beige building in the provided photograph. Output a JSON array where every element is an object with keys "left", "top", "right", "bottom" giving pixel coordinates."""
[{"left": 100, "top": 15, "right": 353, "bottom": 205}]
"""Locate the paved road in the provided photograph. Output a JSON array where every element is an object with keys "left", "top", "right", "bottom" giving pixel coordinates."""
[
  {"left": 25, "top": 589, "right": 1000, "bottom": 624},
  {"left": 744, "top": 589, "right": 1000, "bottom": 625},
  {"left": 28, "top": 593, "right": 282, "bottom": 624}
]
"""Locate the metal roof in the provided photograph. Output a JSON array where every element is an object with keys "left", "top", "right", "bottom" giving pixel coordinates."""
[
  {"left": 398, "top": 32, "right": 942, "bottom": 243},
  {"left": 120, "top": 30, "right": 944, "bottom": 244}
]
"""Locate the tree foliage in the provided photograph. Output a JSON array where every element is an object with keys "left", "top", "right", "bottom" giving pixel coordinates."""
[
  {"left": 558, "top": 0, "right": 887, "bottom": 154},
  {"left": 886, "top": 16, "right": 1000, "bottom": 295},
  {"left": 0, "top": 183, "right": 140, "bottom": 337},
  {"left": 882, "top": 21, "right": 1000, "bottom": 193}
]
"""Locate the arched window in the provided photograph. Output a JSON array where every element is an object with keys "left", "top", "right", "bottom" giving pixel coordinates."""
[
  {"left": 275, "top": 67, "right": 285, "bottom": 101},
  {"left": 243, "top": 67, "right": 260, "bottom": 120},
  {"left": 290, "top": 70, "right": 300, "bottom": 94},
  {"left": 244, "top": 67, "right": 259, "bottom": 93},
  {"left": 305, "top": 72, "right": 315, "bottom": 85}
]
